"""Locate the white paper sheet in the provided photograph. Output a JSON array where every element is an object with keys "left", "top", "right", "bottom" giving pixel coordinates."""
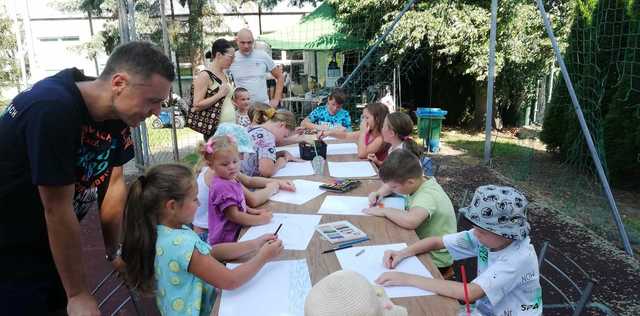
[
  {"left": 270, "top": 179, "right": 326, "bottom": 205},
  {"left": 318, "top": 196, "right": 405, "bottom": 216},
  {"left": 322, "top": 136, "right": 337, "bottom": 141},
  {"left": 239, "top": 213, "right": 322, "bottom": 250},
  {"left": 220, "top": 259, "right": 311, "bottom": 316},
  {"left": 326, "top": 142, "right": 358, "bottom": 155},
  {"left": 273, "top": 161, "right": 315, "bottom": 177},
  {"left": 336, "top": 243, "right": 434, "bottom": 298},
  {"left": 276, "top": 145, "right": 300, "bottom": 158},
  {"left": 327, "top": 161, "right": 377, "bottom": 178}
]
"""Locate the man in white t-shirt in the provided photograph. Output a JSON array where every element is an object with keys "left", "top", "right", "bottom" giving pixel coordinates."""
[
  {"left": 229, "top": 28, "right": 283, "bottom": 108},
  {"left": 375, "top": 185, "right": 542, "bottom": 316}
]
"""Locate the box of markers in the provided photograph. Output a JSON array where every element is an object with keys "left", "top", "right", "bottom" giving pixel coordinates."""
[{"left": 315, "top": 220, "right": 367, "bottom": 244}]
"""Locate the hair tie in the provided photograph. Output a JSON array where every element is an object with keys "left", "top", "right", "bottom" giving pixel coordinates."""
[
  {"left": 138, "top": 175, "right": 146, "bottom": 186},
  {"left": 205, "top": 138, "right": 215, "bottom": 154},
  {"left": 265, "top": 107, "right": 276, "bottom": 119}
]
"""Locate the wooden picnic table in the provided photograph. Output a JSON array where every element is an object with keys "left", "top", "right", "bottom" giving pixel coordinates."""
[{"left": 213, "top": 143, "right": 459, "bottom": 316}]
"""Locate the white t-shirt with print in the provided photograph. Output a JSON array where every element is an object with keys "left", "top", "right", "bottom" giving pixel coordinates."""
[
  {"left": 443, "top": 229, "right": 542, "bottom": 316},
  {"left": 229, "top": 50, "right": 276, "bottom": 104}
]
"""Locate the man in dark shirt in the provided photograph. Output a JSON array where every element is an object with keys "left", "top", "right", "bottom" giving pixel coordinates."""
[{"left": 0, "top": 41, "right": 174, "bottom": 315}]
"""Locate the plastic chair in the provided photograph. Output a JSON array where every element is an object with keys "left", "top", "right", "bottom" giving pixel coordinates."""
[
  {"left": 538, "top": 241, "right": 616, "bottom": 316},
  {"left": 92, "top": 269, "right": 146, "bottom": 316}
]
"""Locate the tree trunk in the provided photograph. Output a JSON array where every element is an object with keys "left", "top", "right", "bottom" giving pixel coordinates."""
[
  {"left": 473, "top": 80, "right": 488, "bottom": 130},
  {"left": 187, "top": 0, "right": 205, "bottom": 75}
]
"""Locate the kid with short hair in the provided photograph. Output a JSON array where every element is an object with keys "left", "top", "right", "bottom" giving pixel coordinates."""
[
  {"left": 376, "top": 185, "right": 542, "bottom": 316},
  {"left": 121, "top": 163, "right": 283, "bottom": 316},
  {"left": 301, "top": 88, "right": 352, "bottom": 131},
  {"left": 233, "top": 87, "right": 251, "bottom": 127},
  {"left": 364, "top": 149, "right": 456, "bottom": 276}
]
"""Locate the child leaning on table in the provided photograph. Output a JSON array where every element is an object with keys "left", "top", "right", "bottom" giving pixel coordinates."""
[
  {"left": 192, "top": 123, "right": 295, "bottom": 242},
  {"left": 121, "top": 163, "right": 283, "bottom": 316},
  {"left": 376, "top": 185, "right": 542, "bottom": 316},
  {"left": 364, "top": 149, "right": 457, "bottom": 277}
]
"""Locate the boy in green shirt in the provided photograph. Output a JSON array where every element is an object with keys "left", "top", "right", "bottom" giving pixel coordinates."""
[{"left": 364, "top": 149, "right": 457, "bottom": 277}]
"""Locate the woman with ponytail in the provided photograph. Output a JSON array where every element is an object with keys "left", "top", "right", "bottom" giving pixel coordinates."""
[{"left": 122, "top": 163, "right": 283, "bottom": 315}]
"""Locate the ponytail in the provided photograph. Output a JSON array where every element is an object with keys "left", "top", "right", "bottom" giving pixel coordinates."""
[
  {"left": 122, "top": 164, "right": 194, "bottom": 294},
  {"left": 386, "top": 112, "right": 422, "bottom": 157},
  {"left": 249, "top": 103, "right": 296, "bottom": 131}
]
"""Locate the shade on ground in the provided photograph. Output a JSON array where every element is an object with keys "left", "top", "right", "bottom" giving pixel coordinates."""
[{"left": 259, "top": 2, "right": 365, "bottom": 51}]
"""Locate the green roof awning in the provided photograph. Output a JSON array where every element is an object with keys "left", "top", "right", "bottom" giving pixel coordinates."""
[{"left": 259, "top": 3, "right": 365, "bottom": 51}]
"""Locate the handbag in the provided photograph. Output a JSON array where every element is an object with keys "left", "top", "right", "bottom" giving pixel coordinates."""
[{"left": 186, "top": 70, "right": 226, "bottom": 136}]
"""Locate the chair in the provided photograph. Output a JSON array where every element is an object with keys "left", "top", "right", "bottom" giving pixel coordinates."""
[
  {"left": 538, "top": 241, "right": 616, "bottom": 316},
  {"left": 92, "top": 269, "right": 146, "bottom": 316}
]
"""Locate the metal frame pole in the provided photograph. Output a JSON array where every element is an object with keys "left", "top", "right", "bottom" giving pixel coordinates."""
[
  {"left": 160, "top": 0, "right": 180, "bottom": 161},
  {"left": 535, "top": 0, "right": 634, "bottom": 256},
  {"left": 483, "top": 0, "right": 498, "bottom": 163},
  {"left": 339, "top": 0, "right": 417, "bottom": 89}
]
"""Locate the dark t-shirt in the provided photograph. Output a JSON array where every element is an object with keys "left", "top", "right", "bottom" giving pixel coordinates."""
[{"left": 0, "top": 68, "right": 134, "bottom": 280}]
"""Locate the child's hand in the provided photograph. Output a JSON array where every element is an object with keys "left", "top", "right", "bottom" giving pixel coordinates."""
[
  {"left": 362, "top": 207, "right": 386, "bottom": 217},
  {"left": 375, "top": 271, "right": 414, "bottom": 287},
  {"left": 294, "top": 126, "right": 305, "bottom": 135},
  {"left": 368, "top": 191, "right": 382, "bottom": 206},
  {"left": 265, "top": 182, "right": 280, "bottom": 196},
  {"left": 382, "top": 249, "right": 409, "bottom": 269},
  {"left": 254, "top": 233, "right": 277, "bottom": 248},
  {"left": 258, "top": 239, "right": 284, "bottom": 261},
  {"left": 256, "top": 210, "right": 273, "bottom": 224},
  {"left": 359, "top": 118, "right": 369, "bottom": 131},
  {"left": 278, "top": 180, "right": 296, "bottom": 192},
  {"left": 275, "top": 156, "right": 288, "bottom": 169},
  {"left": 367, "top": 153, "right": 380, "bottom": 165}
]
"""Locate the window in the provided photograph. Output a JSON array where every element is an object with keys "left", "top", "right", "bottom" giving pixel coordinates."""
[{"left": 286, "top": 50, "right": 303, "bottom": 60}]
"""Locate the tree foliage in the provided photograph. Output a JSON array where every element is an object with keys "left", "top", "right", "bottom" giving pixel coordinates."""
[
  {"left": 324, "top": 0, "right": 573, "bottom": 127},
  {"left": 0, "top": 4, "right": 20, "bottom": 101}
]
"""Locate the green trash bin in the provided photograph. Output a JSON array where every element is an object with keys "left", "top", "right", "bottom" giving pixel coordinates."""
[{"left": 416, "top": 108, "right": 447, "bottom": 153}]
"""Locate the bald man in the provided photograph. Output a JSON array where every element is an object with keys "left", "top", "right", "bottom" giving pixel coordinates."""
[{"left": 229, "top": 29, "right": 284, "bottom": 107}]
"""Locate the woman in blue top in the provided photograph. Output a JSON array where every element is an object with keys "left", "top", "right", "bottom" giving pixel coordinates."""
[{"left": 301, "top": 88, "right": 352, "bottom": 131}]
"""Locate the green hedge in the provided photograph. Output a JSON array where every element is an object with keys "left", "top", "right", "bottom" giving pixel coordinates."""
[{"left": 541, "top": 0, "right": 639, "bottom": 184}]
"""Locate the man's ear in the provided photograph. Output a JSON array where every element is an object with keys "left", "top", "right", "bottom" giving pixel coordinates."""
[{"left": 111, "top": 73, "right": 128, "bottom": 95}]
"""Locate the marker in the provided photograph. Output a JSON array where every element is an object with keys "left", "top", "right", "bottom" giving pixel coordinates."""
[
  {"left": 355, "top": 249, "right": 365, "bottom": 256},
  {"left": 274, "top": 223, "right": 283, "bottom": 236},
  {"left": 322, "top": 244, "right": 352, "bottom": 254},
  {"left": 337, "top": 237, "right": 370, "bottom": 247}
]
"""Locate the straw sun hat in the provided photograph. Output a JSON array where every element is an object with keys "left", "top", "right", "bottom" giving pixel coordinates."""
[{"left": 304, "top": 270, "right": 407, "bottom": 316}]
